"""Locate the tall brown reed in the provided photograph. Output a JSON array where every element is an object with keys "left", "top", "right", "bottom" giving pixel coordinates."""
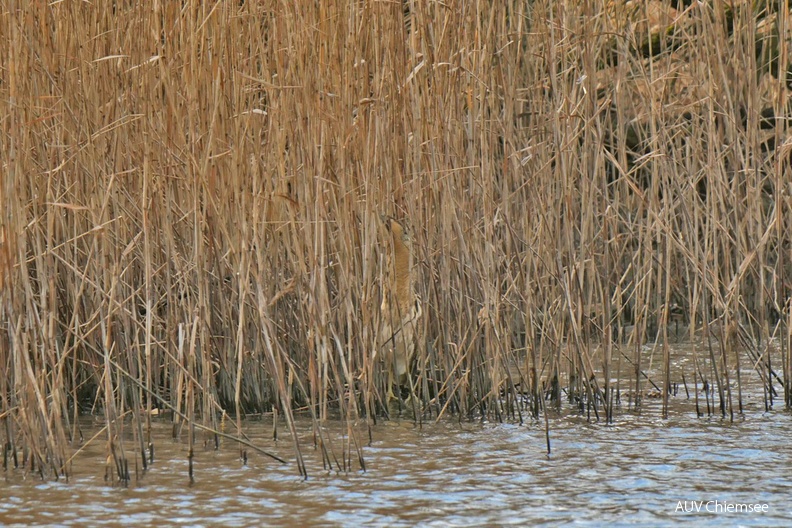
[{"left": 1, "top": 0, "right": 791, "bottom": 478}]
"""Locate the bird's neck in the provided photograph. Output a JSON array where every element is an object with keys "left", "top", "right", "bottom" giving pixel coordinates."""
[{"left": 392, "top": 236, "right": 412, "bottom": 311}]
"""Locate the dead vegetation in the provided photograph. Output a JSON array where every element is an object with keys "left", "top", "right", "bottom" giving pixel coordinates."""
[{"left": 1, "top": 0, "right": 791, "bottom": 478}]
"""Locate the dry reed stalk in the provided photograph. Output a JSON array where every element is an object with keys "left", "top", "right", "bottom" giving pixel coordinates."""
[{"left": 1, "top": 0, "right": 792, "bottom": 478}]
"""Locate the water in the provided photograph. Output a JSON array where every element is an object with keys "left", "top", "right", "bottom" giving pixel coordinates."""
[
  {"left": 2, "top": 403, "right": 791, "bottom": 527},
  {"left": 2, "top": 338, "right": 791, "bottom": 527}
]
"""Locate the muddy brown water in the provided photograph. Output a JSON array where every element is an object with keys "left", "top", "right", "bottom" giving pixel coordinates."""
[{"left": 2, "top": 341, "right": 792, "bottom": 527}]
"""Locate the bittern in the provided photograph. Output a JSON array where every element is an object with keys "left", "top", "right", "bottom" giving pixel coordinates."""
[{"left": 376, "top": 216, "right": 422, "bottom": 403}]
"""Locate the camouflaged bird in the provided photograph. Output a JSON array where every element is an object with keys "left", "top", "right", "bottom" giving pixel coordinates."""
[{"left": 377, "top": 216, "right": 422, "bottom": 401}]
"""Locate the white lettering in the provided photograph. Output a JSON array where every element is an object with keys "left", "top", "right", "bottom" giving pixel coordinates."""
[
  {"left": 676, "top": 501, "right": 705, "bottom": 513},
  {"left": 679, "top": 500, "right": 769, "bottom": 514}
]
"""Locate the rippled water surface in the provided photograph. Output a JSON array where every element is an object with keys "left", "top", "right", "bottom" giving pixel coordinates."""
[{"left": 2, "top": 400, "right": 791, "bottom": 527}]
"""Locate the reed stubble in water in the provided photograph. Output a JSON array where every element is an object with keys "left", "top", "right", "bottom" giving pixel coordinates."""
[{"left": 1, "top": 1, "right": 791, "bottom": 478}]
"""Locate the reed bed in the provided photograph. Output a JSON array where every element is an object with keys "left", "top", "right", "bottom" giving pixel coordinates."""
[{"left": 1, "top": 0, "right": 791, "bottom": 479}]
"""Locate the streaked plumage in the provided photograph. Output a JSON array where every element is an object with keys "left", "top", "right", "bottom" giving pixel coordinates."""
[{"left": 377, "top": 216, "right": 421, "bottom": 397}]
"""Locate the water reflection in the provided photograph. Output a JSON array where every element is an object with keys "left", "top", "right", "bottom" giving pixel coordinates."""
[{"left": 2, "top": 405, "right": 791, "bottom": 527}]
